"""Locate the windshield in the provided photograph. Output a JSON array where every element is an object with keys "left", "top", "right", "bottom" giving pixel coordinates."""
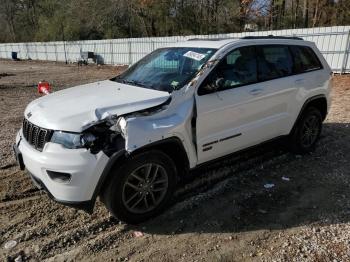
[{"left": 113, "top": 47, "right": 217, "bottom": 93}]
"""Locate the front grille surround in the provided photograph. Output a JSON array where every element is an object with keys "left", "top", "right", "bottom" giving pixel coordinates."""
[{"left": 22, "top": 118, "right": 53, "bottom": 151}]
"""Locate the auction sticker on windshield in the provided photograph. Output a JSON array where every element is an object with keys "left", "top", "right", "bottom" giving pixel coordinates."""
[{"left": 183, "top": 51, "right": 206, "bottom": 61}]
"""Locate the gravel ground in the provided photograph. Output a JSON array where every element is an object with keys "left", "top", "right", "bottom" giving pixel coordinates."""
[{"left": 0, "top": 59, "right": 349, "bottom": 262}]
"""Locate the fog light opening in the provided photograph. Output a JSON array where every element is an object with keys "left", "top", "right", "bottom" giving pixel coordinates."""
[{"left": 47, "top": 170, "right": 71, "bottom": 183}]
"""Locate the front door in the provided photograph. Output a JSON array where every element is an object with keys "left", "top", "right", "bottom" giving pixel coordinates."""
[{"left": 195, "top": 45, "right": 296, "bottom": 164}]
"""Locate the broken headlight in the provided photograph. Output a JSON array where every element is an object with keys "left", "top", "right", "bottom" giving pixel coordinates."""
[{"left": 51, "top": 131, "right": 96, "bottom": 149}]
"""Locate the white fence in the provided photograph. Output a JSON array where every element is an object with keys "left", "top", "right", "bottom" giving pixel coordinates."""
[{"left": 0, "top": 26, "right": 349, "bottom": 73}]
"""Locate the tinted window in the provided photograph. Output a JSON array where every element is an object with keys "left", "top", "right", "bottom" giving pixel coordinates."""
[
  {"left": 258, "top": 45, "right": 293, "bottom": 81},
  {"left": 290, "top": 46, "right": 322, "bottom": 73},
  {"left": 215, "top": 46, "right": 257, "bottom": 88}
]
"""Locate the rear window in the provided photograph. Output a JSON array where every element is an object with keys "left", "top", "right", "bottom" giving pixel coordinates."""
[{"left": 290, "top": 46, "right": 322, "bottom": 73}]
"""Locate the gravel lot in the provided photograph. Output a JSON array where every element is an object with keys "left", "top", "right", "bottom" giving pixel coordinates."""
[{"left": 1, "top": 59, "right": 350, "bottom": 262}]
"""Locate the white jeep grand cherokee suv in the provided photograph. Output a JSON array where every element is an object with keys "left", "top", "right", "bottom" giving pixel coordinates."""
[{"left": 14, "top": 36, "right": 332, "bottom": 223}]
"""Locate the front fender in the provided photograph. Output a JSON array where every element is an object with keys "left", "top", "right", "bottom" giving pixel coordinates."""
[{"left": 124, "top": 97, "right": 197, "bottom": 168}]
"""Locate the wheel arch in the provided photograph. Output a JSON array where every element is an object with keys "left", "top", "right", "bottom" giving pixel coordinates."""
[
  {"left": 129, "top": 137, "right": 190, "bottom": 179},
  {"left": 292, "top": 94, "right": 328, "bottom": 133},
  {"left": 96, "top": 137, "right": 190, "bottom": 201}
]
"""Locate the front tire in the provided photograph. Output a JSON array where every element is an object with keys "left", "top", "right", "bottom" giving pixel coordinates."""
[
  {"left": 288, "top": 107, "right": 323, "bottom": 153},
  {"left": 102, "top": 150, "right": 177, "bottom": 224}
]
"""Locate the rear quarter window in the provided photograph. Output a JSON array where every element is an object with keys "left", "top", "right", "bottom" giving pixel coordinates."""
[{"left": 290, "top": 46, "right": 323, "bottom": 74}]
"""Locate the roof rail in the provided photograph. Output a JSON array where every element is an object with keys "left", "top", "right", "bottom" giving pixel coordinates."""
[
  {"left": 187, "top": 37, "right": 237, "bottom": 41},
  {"left": 241, "top": 35, "right": 303, "bottom": 40},
  {"left": 186, "top": 35, "right": 303, "bottom": 41}
]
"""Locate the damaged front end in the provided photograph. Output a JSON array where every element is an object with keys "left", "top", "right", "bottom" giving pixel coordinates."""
[
  {"left": 71, "top": 98, "right": 174, "bottom": 213},
  {"left": 81, "top": 118, "right": 126, "bottom": 156},
  {"left": 80, "top": 97, "right": 172, "bottom": 157}
]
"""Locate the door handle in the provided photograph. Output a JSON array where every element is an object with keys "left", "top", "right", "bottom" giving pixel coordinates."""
[
  {"left": 249, "top": 88, "right": 263, "bottom": 95},
  {"left": 295, "top": 79, "right": 305, "bottom": 85}
]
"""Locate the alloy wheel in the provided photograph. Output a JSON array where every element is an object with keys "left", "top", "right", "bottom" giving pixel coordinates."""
[
  {"left": 122, "top": 163, "right": 169, "bottom": 214},
  {"left": 300, "top": 114, "right": 320, "bottom": 147}
]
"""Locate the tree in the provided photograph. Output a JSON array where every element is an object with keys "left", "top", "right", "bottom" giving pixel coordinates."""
[{"left": 0, "top": 0, "right": 348, "bottom": 43}]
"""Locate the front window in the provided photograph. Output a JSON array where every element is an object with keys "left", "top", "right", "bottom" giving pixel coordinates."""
[
  {"left": 198, "top": 46, "right": 258, "bottom": 95},
  {"left": 114, "top": 47, "right": 217, "bottom": 93}
]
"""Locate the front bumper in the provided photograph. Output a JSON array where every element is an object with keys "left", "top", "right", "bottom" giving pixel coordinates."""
[
  {"left": 15, "top": 129, "right": 109, "bottom": 205},
  {"left": 27, "top": 170, "right": 94, "bottom": 212}
]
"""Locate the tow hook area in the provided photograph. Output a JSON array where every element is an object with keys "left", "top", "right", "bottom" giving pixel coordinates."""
[{"left": 13, "top": 141, "right": 25, "bottom": 170}]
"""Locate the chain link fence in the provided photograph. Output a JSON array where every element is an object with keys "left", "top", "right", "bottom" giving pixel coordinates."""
[{"left": 0, "top": 26, "right": 349, "bottom": 73}]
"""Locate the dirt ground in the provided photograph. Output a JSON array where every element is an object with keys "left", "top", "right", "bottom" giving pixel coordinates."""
[{"left": 0, "top": 59, "right": 349, "bottom": 262}]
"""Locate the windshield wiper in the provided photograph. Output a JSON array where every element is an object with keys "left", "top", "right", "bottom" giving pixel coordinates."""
[
  {"left": 133, "top": 81, "right": 149, "bottom": 88},
  {"left": 119, "top": 79, "right": 136, "bottom": 85},
  {"left": 119, "top": 79, "right": 152, "bottom": 89}
]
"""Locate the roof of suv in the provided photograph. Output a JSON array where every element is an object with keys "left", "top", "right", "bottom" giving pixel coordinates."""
[
  {"left": 170, "top": 39, "right": 240, "bottom": 49},
  {"left": 169, "top": 36, "right": 308, "bottom": 49}
]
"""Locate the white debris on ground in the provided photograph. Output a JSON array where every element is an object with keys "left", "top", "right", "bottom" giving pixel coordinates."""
[
  {"left": 133, "top": 231, "right": 144, "bottom": 238},
  {"left": 4, "top": 240, "right": 17, "bottom": 249},
  {"left": 264, "top": 183, "right": 275, "bottom": 189}
]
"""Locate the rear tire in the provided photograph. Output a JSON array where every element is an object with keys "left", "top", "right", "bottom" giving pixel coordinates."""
[
  {"left": 288, "top": 107, "right": 323, "bottom": 154},
  {"left": 102, "top": 150, "right": 177, "bottom": 224}
]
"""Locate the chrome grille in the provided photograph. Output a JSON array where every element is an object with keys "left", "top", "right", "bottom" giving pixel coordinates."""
[{"left": 22, "top": 119, "right": 53, "bottom": 151}]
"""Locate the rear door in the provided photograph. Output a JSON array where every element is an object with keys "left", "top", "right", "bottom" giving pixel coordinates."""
[
  {"left": 255, "top": 44, "right": 300, "bottom": 133},
  {"left": 195, "top": 44, "right": 297, "bottom": 164}
]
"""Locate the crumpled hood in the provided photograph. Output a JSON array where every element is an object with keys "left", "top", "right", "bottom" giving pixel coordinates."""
[{"left": 24, "top": 80, "right": 170, "bottom": 132}]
